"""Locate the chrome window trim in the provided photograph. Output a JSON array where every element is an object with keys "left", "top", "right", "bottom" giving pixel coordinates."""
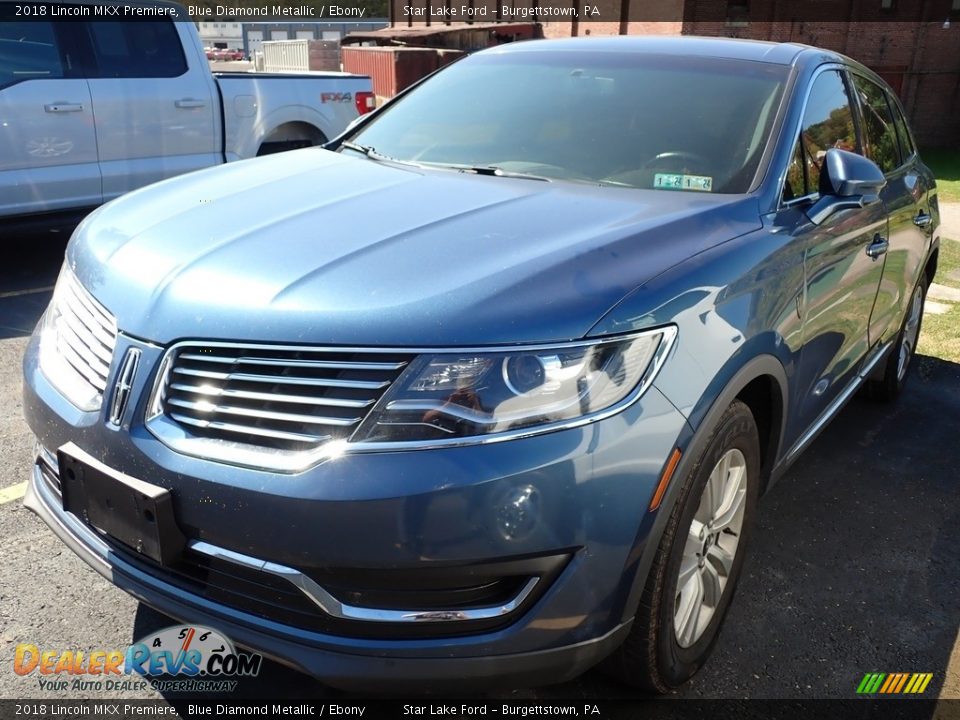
[
  {"left": 189, "top": 541, "right": 539, "bottom": 624},
  {"left": 144, "top": 326, "right": 678, "bottom": 472}
]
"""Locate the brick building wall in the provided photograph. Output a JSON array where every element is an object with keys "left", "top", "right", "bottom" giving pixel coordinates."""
[
  {"left": 388, "top": 0, "right": 959, "bottom": 146},
  {"left": 683, "top": 0, "right": 960, "bottom": 147}
]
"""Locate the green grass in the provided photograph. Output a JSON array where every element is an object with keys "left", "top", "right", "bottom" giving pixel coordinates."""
[
  {"left": 917, "top": 238, "right": 960, "bottom": 363},
  {"left": 924, "top": 148, "right": 960, "bottom": 204}
]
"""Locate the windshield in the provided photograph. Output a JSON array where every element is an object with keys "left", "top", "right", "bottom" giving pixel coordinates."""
[{"left": 347, "top": 50, "right": 789, "bottom": 194}]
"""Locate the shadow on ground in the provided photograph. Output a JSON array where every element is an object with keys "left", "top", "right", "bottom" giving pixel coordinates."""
[
  {"left": 0, "top": 235, "right": 68, "bottom": 339},
  {"left": 127, "top": 354, "right": 960, "bottom": 701}
]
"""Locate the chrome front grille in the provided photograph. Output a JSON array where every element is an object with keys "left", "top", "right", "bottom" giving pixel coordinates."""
[
  {"left": 57, "top": 274, "right": 117, "bottom": 394},
  {"left": 148, "top": 343, "right": 414, "bottom": 468},
  {"left": 47, "top": 270, "right": 118, "bottom": 397}
]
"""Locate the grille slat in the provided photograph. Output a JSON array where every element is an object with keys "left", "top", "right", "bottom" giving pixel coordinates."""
[
  {"left": 158, "top": 344, "right": 414, "bottom": 455},
  {"left": 60, "top": 309, "right": 114, "bottom": 363},
  {"left": 62, "top": 276, "right": 115, "bottom": 332},
  {"left": 57, "top": 321, "right": 112, "bottom": 380},
  {"left": 169, "top": 412, "right": 331, "bottom": 444},
  {"left": 167, "top": 397, "right": 362, "bottom": 428},
  {"left": 171, "top": 366, "right": 389, "bottom": 390},
  {"left": 62, "top": 281, "right": 117, "bottom": 350},
  {"left": 179, "top": 353, "right": 407, "bottom": 372},
  {"left": 57, "top": 341, "right": 107, "bottom": 392},
  {"left": 49, "top": 271, "right": 117, "bottom": 398},
  {"left": 168, "top": 383, "right": 376, "bottom": 409}
]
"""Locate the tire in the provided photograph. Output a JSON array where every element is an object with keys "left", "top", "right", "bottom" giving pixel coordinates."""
[
  {"left": 256, "top": 138, "right": 321, "bottom": 157},
  {"left": 603, "top": 400, "right": 761, "bottom": 693},
  {"left": 867, "top": 279, "right": 926, "bottom": 402}
]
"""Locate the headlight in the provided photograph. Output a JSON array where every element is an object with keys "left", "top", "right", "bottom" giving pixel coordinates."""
[
  {"left": 352, "top": 327, "right": 676, "bottom": 446},
  {"left": 37, "top": 266, "right": 118, "bottom": 411}
]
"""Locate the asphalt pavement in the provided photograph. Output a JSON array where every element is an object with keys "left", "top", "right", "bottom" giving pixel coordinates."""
[{"left": 0, "top": 232, "right": 958, "bottom": 706}]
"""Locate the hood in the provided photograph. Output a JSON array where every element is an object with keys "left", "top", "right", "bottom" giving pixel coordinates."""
[{"left": 68, "top": 148, "right": 761, "bottom": 346}]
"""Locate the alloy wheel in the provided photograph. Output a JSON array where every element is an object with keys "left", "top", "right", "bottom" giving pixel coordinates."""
[
  {"left": 897, "top": 285, "right": 924, "bottom": 382},
  {"left": 673, "top": 448, "right": 748, "bottom": 648}
]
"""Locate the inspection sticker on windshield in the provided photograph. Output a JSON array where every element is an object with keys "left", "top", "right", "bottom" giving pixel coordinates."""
[{"left": 654, "top": 173, "right": 713, "bottom": 192}]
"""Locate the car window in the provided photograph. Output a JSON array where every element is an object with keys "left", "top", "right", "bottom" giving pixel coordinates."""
[
  {"left": 85, "top": 21, "right": 186, "bottom": 79},
  {"left": 786, "top": 70, "right": 857, "bottom": 200},
  {"left": 0, "top": 21, "right": 64, "bottom": 88},
  {"left": 887, "top": 90, "right": 915, "bottom": 161},
  {"left": 349, "top": 52, "right": 788, "bottom": 194},
  {"left": 783, "top": 139, "right": 807, "bottom": 202},
  {"left": 851, "top": 74, "right": 901, "bottom": 173}
]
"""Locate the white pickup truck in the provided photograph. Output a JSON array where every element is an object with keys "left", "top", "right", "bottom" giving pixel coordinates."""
[{"left": 0, "top": 0, "right": 374, "bottom": 225}]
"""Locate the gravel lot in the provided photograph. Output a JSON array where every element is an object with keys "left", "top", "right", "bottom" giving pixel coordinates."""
[{"left": 1, "top": 231, "right": 957, "bottom": 706}]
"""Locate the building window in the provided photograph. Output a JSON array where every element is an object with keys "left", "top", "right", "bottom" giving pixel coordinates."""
[
  {"left": 953, "top": 0, "right": 960, "bottom": 11},
  {"left": 880, "top": 0, "right": 894, "bottom": 9},
  {"left": 726, "top": 0, "right": 749, "bottom": 26}
]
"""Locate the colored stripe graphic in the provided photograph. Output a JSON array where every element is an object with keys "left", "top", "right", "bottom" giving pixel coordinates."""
[
  {"left": 857, "top": 672, "right": 933, "bottom": 694},
  {"left": 858, "top": 673, "right": 886, "bottom": 694}
]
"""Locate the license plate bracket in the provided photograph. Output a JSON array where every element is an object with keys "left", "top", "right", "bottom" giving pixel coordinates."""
[{"left": 58, "top": 442, "right": 185, "bottom": 566}]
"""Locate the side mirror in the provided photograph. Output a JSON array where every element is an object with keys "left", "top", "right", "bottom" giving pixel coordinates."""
[{"left": 807, "top": 149, "right": 886, "bottom": 225}]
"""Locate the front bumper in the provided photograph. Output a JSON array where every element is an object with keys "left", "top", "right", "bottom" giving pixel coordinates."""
[{"left": 22, "top": 330, "right": 690, "bottom": 689}]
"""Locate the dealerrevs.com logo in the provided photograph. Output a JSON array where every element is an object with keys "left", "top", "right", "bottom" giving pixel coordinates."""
[{"left": 14, "top": 625, "right": 262, "bottom": 693}]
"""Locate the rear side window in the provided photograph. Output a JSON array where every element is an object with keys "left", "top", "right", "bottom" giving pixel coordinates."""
[
  {"left": 888, "top": 91, "right": 915, "bottom": 161},
  {"left": 0, "top": 21, "right": 64, "bottom": 88},
  {"left": 851, "top": 74, "right": 901, "bottom": 173},
  {"left": 783, "top": 70, "right": 857, "bottom": 201},
  {"left": 85, "top": 21, "right": 186, "bottom": 78}
]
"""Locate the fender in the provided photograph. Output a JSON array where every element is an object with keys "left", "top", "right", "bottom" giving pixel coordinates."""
[
  {"left": 616, "top": 353, "right": 788, "bottom": 624},
  {"left": 231, "top": 105, "right": 333, "bottom": 160}
]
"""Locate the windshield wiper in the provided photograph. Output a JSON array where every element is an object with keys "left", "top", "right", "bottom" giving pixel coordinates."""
[
  {"left": 460, "top": 166, "right": 552, "bottom": 182},
  {"left": 339, "top": 141, "right": 423, "bottom": 168},
  {"left": 418, "top": 162, "right": 551, "bottom": 181},
  {"left": 339, "top": 147, "right": 551, "bottom": 182}
]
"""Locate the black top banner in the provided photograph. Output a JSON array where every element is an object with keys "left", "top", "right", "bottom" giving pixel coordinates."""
[{"left": 0, "top": 0, "right": 955, "bottom": 24}]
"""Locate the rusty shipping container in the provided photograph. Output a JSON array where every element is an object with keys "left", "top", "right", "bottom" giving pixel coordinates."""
[{"left": 341, "top": 46, "right": 465, "bottom": 99}]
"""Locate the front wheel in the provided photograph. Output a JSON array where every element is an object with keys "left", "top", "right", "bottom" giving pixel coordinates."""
[{"left": 603, "top": 400, "right": 760, "bottom": 692}]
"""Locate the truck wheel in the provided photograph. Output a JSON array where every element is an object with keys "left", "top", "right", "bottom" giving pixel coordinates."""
[
  {"left": 256, "top": 124, "right": 327, "bottom": 156},
  {"left": 604, "top": 400, "right": 760, "bottom": 692},
  {"left": 867, "top": 279, "right": 926, "bottom": 402}
]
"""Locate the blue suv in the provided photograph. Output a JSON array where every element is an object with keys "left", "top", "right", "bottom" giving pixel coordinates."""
[{"left": 23, "top": 36, "right": 940, "bottom": 691}]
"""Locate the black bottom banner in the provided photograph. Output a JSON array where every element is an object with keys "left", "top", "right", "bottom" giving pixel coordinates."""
[{"left": 0, "top": 699, "right": 956, "bottom": 720}]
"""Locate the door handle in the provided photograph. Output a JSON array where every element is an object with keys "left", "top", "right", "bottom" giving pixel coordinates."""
[
  {"left": 866, "top": 235, "right": 889, "bottom": 259},
  {"left": 44, "top": 103, "right": 83, "bottom": 113},
  {"left": 913, "top": 211, "right": 933, "bottom": 228},
  {"left": 175, "top": 99, "right": 206, "bottom": 109}
]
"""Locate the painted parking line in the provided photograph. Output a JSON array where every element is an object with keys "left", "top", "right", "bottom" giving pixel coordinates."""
[
  {"left": 0, "top": 285, "right": 55, "bottom": 300},
  {"left": 0, "top": 481, "right": 27, "bottom": 505}
]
